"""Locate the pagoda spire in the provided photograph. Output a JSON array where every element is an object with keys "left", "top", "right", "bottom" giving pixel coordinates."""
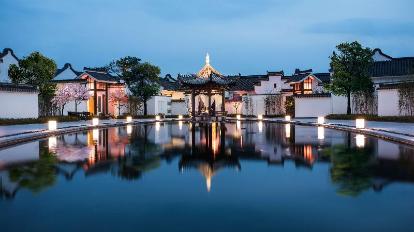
[{"left": 206, "top": 53, "right": 210, "bottom": 65}]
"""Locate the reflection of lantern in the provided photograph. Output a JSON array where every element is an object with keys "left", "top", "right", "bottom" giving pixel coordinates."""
[
  {"left": 258, "top": 121, "right": 263, "bottom": 133},
  {"left": 48, "top": 120, "right": 57, "bottom": 131},
  {"left": 285, "top": 115, "right": 291, "bottom": 121},
  {"left": 285, "top": 124, "right": 291, "bottom": 138},
  {"left": 92, "top": 118, "right": 99, "bottom": 126},
  {"left": 356, "top": 134, "right": 365, "bottom": 148},
  {"left": 318, "top": 126, "right": 324, "bottom": 140},
  {"left": 178, "top": 115, "right": 183, "bottom": 120},
  {"left": 236, "top": 114, "right": 241, "bottom": 120},
  {"left": 93, "top": 129, "right": 99, "bottom": 141},
  {"left": 356, "top": 119, "right": 365, "bottom": 129},
  {"left": 179, "top": 121, "right": 183, "bottom": 130},
  {"left": 236, "top": 120, "right": 241, "bottom": 129},
  {"left": 126, "top": 116, "right": 132, "bottom": 122},
  {"left": 126, "top": 125, "right": 132, "bottom": 135},
  {"left": 317, "top": 117, "right": 325, "bottom": 124},
  {"left": 48, "top": 136, "right": 57, "bottom": 150},
  {"left": 155, "top": 115, "right": 161, "bottom": 121},
  {"left": 258, "top": 114, "right": 263, "bottom": 120},
  {"left": 155, "top": 122, "right": 160, "bottom": 131}
]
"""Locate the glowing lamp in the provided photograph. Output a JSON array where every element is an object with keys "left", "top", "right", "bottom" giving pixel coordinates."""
[
  {"left": 155, "top": 115, "right": 161, "bottom": 121},
  {"left": 317, "top": 116, "right": 325, "bottom": 124},
  {"left": 178, "top": 115, "right": 183, "bottom": 120},
  {"left": 258, "top": 114, "right": 263, "bottom": 120},
  {"left": 356, "top": 119, "right": 365, "bottom": 129},
  {"left": 285, "top": 115, "right": 291, "bottom": 121},
  {"left": 236, "top": 114, "right": 241, "bottom": 120},
  {"left": 126, "top": 116, "right": 132, "bottom": 122},
  {"left": 92, "top": 118, "right": 99, "bottom": 126},
  {"left": 48, "top": 120, "right": 57, "bottom": 131}
]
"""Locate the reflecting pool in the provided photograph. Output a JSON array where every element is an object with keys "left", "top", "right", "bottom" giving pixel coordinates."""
[{"left": 1, "top": 122, "right": 414, "bottom": 231}]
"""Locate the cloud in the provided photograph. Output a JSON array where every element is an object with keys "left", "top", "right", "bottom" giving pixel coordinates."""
[{"left": 306, "top": 18, "right": 414, "bottom": 37}]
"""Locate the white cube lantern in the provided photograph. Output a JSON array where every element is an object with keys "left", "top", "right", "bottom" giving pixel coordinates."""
[
  {"left": 48, "top": 120, "right": 57, "bottom": 131},
  {"left": 155, "top": 115, "right": 161, "bottom": 121},
  {"left": 126, "top": 116, "right": 132, "bottom": 123},
  {"left": 92, "top": 118, "right": 99, "bottom": 126},
  {"left": 178, "top": 115, "right": 183, "bottom": 120},
  {"left": 356, "top": 118, "right": 365, "bottom": 129},
  {"left": 258, "top": 114, "right": 263, "bottom": 120},
  {"left": 285, "top": 115, "right": 291, "bottom": 121},
  {"left": 236, "top": 114, "right": 241, "bottom": 120},
  {"left": 317, "top": 116, "right": 325, "bottom": 124}
]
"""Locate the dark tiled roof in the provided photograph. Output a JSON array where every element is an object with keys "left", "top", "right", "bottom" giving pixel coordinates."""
[
  {"left": 294, "top": 93, "right": 331, "bottom": 98},
  {"left": 229, "top": 75, "right": 268, "bottom": 91},
  {"left": 372, "top": 48, "right": 393, "bottom": 60},
  {"left": 294, "top": 68, "right": 312, "bottom": 75},
  {"left": 0, "top": 82, "right": 37, "bottom": 93},
  {"left": 0, "top": 48, "right": 19, "bottom": 61},
  {"left": 377, "top": 82, "right": 414, "bottom": 90},
  {"left": 84, "top": 70, "right": 119, "bottom": 83},
  {"left": 54, "top": 63, "right": 83, "bottom": 78},
  {"left": 267, "top": 71, "right": 284, "bottom": 76},
  {"left": 160, "top": 76, "right": 180, "bottom": 91},
  {"left": 314, "top": 73, "right": 331, "bottom": 83},
  {"left": 371, "top": 58, "right": 414, "bottom": 77},
  {"left": 178, "top": 73, "right": 238, "bottom": 87},
  {"left": 286, "top": 74, "right": 308, "bottom": 83}
]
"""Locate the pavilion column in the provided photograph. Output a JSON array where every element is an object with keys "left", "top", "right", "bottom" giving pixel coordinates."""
[
  {"left": 221, "top": 90, "right": 225, "bottom": 112},
  {"left": 191, "top": 90, "right": 195, "bottom": 121},
  {"left": 208, "top": 90, "right": 211, "bottom": 116}
]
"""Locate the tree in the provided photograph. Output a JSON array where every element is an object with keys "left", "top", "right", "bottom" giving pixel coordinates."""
[
  {"left": 328, "top": 41, "right": 374, "bottom": 114},
  {"left": 109, "top": 57, "right": 160, "bottom": 115},
  {"left": 52, "top": 85, "right": 72, "bottom": 115},
  {"left": 109, "top": 89, "right": 128, "bottom": 116},
  {"left": 71, "top": 84, "right": 91, "bottom": 112},
  {"left": 9, "top": 52, "right": 57, "bottom": 116}
]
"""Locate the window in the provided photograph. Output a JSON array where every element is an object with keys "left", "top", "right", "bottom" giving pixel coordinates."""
[
  {"left": 274, "top": 83, "right": 277, "bottom": 89},
  {"left": 97, "top": 96, "right": 102, "bottom": 113},
  {"left": 304, "top": 78, "right": 312, "bottom": 90}
]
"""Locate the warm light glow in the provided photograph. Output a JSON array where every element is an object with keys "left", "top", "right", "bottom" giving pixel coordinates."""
[
  {"left": 317, "top": 116, "right": 325, "bottom": 124},
  {"left": 285, "top": 115, "right": 291, "bottom": 121},
  {"left": 236, "top": 114, "right": 241, "bottom": 120},
  {"left": 179, "top": 121, "right": 183, "bottom": 130},
  {"left": 126, "top": 116, "right": 132, "bottom": 122},
  {"left": 48, "top": 120, "right": 57, "bottom": 131},
  {"left": 356, "top": 118, "right": 365, "bottom": 129},
  {"left": 285, "top": 124, "right": 291, "bottom": 138},
  {"left": 155, "top": 115, "right": 161, "bottom": 121},
  {"left": 356, "top": 134, "right": 365, "bottom": 148},
  {"left": 126, "top": 125, "right": 132, "bottom": 135},
  {"left": 236, "top": 120, "right": 241, "bottom": 129},
  {"left": 258, "top": 121, "right": 263, "bottom": 133},
  {"left": 318, "top": 126, "right": 325, "bottom": 140},
  {"left": 258, "top": 114, "right": 263, "bottom": 120},
  {"left": 93, "top": 129, "right": 99, "bottom": 141},
  {"left": 92, "top": 118, "right": 99, "bottom": 126},
  {"left": 155, "top": 122, "right": 160, "bottom": 131},
  {"left": 178, "top": 115, "right": 183, "bottom": 120},
  {"left": 211, "top": 122, "right": 218, "bottom": 155},
  {"left": 48, "top": 136, "right": 57, "bottom": 150}
]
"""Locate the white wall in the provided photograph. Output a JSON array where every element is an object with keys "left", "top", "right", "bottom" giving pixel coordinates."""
[
  {"left": 0, "top": 91, "right": 38, "bottom": 118},
  {"left": 378, "top": 88, "right": 400, "bottom": 116},
  {"left": 241, "top": 95, "right": 266, "bottom": 116},
  {"left": 171, "top": 101, "right": 187, "bottom": 115},
  {"left": 62, "top": 100, "right": 88, "bottom": 115},
  {"left": 147, "top": 95, "right": 171, "bottom": 115},
  {"left": 331, "top": 94, "right": 348, "bottom": 114},
  {"left": 295, "top": 96, "right": 331, "bottom": 117},
  {"left": 254, "top": 75, "right": 283, "bottom": 94},
  {"left": 0, "top": 52, "right": 19, "bottom": 83}
]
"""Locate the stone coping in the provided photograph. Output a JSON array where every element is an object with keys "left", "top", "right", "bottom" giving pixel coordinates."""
[{"left": 1, "top": 118, "right": 414, "bottom": 149}]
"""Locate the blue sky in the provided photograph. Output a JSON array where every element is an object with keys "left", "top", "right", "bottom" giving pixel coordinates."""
[{"left": 1, "top": 0, "right": 413, "bottom": 76}]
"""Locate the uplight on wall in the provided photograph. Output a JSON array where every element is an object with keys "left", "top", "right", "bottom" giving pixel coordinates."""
[
  {"left": 126, "top": 116, "right": 132, "bottom": 123},
  {"left": 48, "top": 120, "right": 57, "bottom": 131},
  {"left": 356, "top": 119, "right": 365, "bottom": 129},
  {"left": 285, "top": 115, "right": 291, "bottom": 121},
  {"left": 258, "top": 114, "right": 263, "bottom": 120},
  {"left": 317, "top": 116, "right": 325, "bottom": 124},
  {"left": 155, "top": 115, "right": 161, "bottom": 121},
  {"left": 178, "top": 115, "right": 183, "bottom": 120},
  {"left": 236, "top": 114, "right": 241, "bottom": 120},
  {"left": 92, "top": 118, "right": 99, "bottom": 126}
]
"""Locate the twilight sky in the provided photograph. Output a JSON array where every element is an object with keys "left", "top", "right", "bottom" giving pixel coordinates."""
[{"left": 1, "top": 0, "right": 413, "bottom": 76}]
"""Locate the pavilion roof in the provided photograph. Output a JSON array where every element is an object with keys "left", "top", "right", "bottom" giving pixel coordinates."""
[{"left": 178, "top": 73, "right": 238, "bottom": 89}]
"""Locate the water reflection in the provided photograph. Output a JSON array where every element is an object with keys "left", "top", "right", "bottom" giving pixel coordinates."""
[{"left": 1, "top": 122, "right": 414, "bottom": 200}]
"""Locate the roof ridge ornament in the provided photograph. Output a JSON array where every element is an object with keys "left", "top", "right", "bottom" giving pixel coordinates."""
[{"left": 206, "top": 53, "right": 210, "bottom": 65}]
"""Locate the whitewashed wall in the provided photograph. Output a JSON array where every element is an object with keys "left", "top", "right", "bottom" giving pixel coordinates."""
[
  {"left": 378, "top": 88, "right": 400, "bottom": 116},
  {"left": 0, "top": 52, "right": 19, "bottom": 83},
  {"left": 331, "top": 94, "right": 348, "bottom": 114},
  {"left": 294, "top": 96, "right": 331, "bottom": 117},
  {"left": 147, "top": 96, "right": 171, "bottom": 115},
  {"left": 62, "top": 101, "right": 88, "bottom": 115},
  {"left": 241, "top": 95, "right": 266, "bottom": 116},
  {"left": 0, "top": 91, "right": 38, "bottom": 118},
  {"left": 171, "top": 101, "right": 187, "bottom": 115},
  {"left": 254, "top": 75, "right": 283, "bottom": 94}
]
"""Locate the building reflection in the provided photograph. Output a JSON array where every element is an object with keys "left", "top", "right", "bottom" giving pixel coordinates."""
[{"left": 1, "top": 122, "right": 414, "bottom": 199}]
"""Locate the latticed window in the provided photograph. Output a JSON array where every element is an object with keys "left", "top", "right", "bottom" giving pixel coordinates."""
[{"left": 304, "top": 78, "right": 312, "bottom": 90}]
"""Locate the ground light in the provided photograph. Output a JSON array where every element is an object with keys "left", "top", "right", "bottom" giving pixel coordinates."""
[
  {"left": 48, "top": 120, "right": 57, "bottom": 131},
  {"left": 92, "top": 118, "right": 99, "bottom": 126},
  {"left": 236, "top": 114, "right": 241, "bottom": 120},
  {"left": 356, "top": 118, "right": 365, "bottom": 129},
  {"left": 317, "top": 116, "right": 325, "bottom": 124},
  {"left": 285, "top": 115, "right": 291, "bottom": 121},
  {"left": 126, "top": 116, "right": 132, "bottom": 122},
  {"left": 258, "top": 114, "right": 263, "bottom": 120},
  {"left": 178, "top": 115, "right": 183, "bottom": 120},
  {"left": 155, "top": 115, "right": 161, "bottom": 121}
]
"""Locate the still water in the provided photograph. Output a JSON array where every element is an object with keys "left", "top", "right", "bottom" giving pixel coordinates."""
[{"left": 1, "top": 122, "right": 414, "bottom": 231}]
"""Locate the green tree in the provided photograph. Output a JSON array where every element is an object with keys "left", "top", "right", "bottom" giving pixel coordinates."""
[
  {"left": 9, "top": 52, "right": 57, "bottom": 115},
  {"left": 328, "top": 41, "right": 374, "bottom": 114},
  {"left": 110, "top": 57, "right": 160, "bottom": 115}
]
